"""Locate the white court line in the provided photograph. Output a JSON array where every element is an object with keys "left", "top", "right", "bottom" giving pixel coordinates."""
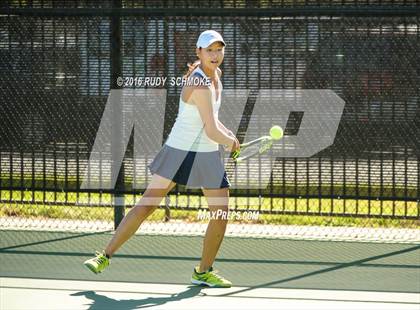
[
  {"left": 1, "top": 277, "right": 419, "bottom": 310},
  {"left": 2, "top": 217, "right": 420, "bottom": 243}
]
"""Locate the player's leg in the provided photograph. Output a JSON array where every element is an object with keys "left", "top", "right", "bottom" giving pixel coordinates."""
[
  {"left": 191, "top": 187, "right": 231, "bottom": 287},
  {"left": 104, "top": 174, "right": 176, "bottom": 256},
  {"left": 84, "top": 174, "right": 176, "bottom": 273},
  {"left": 199, "top": 187, "right": 229, "bottom": 271}
]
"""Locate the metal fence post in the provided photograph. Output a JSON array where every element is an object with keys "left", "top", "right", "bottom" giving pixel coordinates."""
[{"left": 111, "top": 0, "right": 125, "bottom": 229}]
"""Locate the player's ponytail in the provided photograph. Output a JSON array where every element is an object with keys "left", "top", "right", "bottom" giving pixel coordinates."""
[{"left": 184, "top": 59, "right": 201, "bottom": 79}]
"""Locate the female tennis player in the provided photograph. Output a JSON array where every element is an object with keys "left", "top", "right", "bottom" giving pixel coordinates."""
[{"left": 84, "top": 30, "right": 239, "bottom": 288}]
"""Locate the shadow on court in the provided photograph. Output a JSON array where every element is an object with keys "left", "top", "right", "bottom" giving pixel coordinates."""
[
  {"left": 71, "top": 286, "right": 204, "bottom": 310},
  {"left": 220, "top": 243, "right": 420, "bottom": 297}
]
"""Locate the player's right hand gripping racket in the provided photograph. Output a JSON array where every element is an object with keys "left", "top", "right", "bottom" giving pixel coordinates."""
[{"left": 231, "top": 126, "right": 283, "bottom": 163}]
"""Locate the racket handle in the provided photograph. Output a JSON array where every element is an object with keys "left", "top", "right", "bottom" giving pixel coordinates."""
[{"left": 231, "top": 150, "right": 240, "bottom": 160}]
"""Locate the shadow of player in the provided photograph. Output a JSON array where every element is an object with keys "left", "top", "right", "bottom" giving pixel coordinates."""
[{"left": 71, "top": 285, "right": 205, "bottom": 310}]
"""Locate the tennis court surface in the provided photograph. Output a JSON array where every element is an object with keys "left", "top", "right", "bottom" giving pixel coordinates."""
[{"left": 1, "top": 229, "right": 419, "bottom": 310}]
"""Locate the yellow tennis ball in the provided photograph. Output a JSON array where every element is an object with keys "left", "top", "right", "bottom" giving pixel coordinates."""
[{"left": 270, "top": 125, "right": 283, "bottom": 140}]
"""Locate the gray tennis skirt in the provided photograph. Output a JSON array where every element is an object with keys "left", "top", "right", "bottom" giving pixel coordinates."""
[{"left": 148, "top": 144, "right": 230, "bottom": 189}]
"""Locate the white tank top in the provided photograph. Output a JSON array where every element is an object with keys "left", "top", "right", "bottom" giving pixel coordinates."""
[{"left": 165, "top": 67, "right": 222, "bottom": 152}]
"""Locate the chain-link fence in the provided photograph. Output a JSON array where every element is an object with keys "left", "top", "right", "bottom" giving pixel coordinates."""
[{"left": 0, "top": 1, "right": 419, "bottom": 240}]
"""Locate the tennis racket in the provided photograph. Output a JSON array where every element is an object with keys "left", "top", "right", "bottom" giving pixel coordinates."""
[{"left": 231, "top": 135, "right": 275, "bottom": 163}]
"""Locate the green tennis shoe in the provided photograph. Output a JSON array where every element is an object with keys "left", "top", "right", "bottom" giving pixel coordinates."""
[
  {"left": 84, "top": 251, "right": 110, "bottom": 274},
  {"left": 191, "top": 266, "right": 232, "bottom": 288}
]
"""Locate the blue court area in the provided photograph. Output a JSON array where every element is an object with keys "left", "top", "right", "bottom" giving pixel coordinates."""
[{"left": 1, "top": 230, "right": 419, "bottom": 309}]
